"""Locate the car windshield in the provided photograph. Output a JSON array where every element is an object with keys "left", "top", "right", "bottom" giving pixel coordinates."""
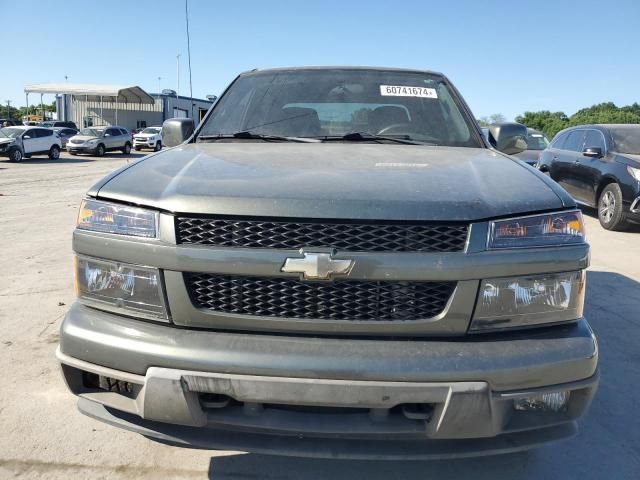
[
  {"left": 198, "top": 69, "right": 480, "bottom": 147},
  {"left": 141, "top": 128, "right": 160, "bottom": 134},
  {"left": 526, "top": 132, "right": 550, "bottom": 150},
  {"left": 609, "top": 127, "right": 640, "bottom": 154},
  {"left": 0, "top": 127, "right": 23, "bottom": 138},
  {"left": 80, "top": 128, "right": 104, "bottom": 137}
]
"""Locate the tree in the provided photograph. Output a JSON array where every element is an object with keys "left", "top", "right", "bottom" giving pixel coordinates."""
[
  {"left": 516, "top": 102, "right": 640, "bottom": 139},
  {"left": 477, "top": 114, "right": 506, "bottom": 126}
]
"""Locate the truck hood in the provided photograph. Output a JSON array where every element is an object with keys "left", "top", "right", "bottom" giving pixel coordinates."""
[{"left": 93, "top": 143, "right": 571, "bottom": 221}]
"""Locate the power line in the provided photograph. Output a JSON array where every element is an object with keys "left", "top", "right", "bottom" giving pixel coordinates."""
[{"left": 185, "top": 0, "right": 194, "bottom": 120}]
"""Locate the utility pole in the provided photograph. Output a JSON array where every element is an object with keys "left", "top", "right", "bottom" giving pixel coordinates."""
[
  {"left": 5, "top": 100, "right": 10, "bottom": 120},
  {"left": 176, "top": 54, "right": 181, "bottom": 104},
  {"left": 158, "top": 76, "right": 161, "bottom": 93}
]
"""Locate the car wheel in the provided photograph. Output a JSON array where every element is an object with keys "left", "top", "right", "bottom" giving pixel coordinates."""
[
  {"left": 48, "top": 145, "right": 60, "bottom": 159},
  {"left": 9, "top": 149, "right": 22, "bottom": 162},
  {"left": 122, "top": 143, "right": 131, "bottom": 154},
  {"left": 598, "top": 183, "right": 629, "bottom": 231},
  {"left": 154, "top": 141, "right": 161, "bottom": 152},
  {"left": 96, "top": 144, "right": 105, "bottom": 157}
]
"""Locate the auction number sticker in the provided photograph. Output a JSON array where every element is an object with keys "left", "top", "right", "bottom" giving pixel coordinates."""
[{"left": 380, "top": 85, "right": 438, "bottom": 98}]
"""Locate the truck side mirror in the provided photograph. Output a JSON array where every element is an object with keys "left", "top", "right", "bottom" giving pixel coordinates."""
[
  {"left": 162, "top": 118, "right": 195, "bottom": 147},
  {"left": 488, "top": 122, "right": 528, "bottom": 155}
]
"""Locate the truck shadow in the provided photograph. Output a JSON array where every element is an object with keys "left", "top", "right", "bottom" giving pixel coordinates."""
[{"left": 205, "top": 270, "right": 640, "bottom": 480}]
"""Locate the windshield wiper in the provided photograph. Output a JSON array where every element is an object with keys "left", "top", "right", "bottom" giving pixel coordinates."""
[
  {"left": 318, "top": 132, "right": 431, "bottom": 145},
  {"left": 198, "top": 131, "right": 321, "bottom": 143}
]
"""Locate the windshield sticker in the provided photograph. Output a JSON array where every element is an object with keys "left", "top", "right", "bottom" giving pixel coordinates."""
[
  {"left": 380, "top": 85, "right": 438, "bottom": 99},
  {"left": 531, "top": 134, "right": 543, "bottom": 137}
]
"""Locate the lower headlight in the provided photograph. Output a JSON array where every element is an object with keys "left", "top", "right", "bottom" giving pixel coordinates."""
[
  {"left": 75, "top": 255, "right": 168, "bottom": 321},
  {"left": 471, "top": 270, "right": 585, "bottom": 331},
  {"left": 514, "top": 391, "right": 570, "bottom": 413}
]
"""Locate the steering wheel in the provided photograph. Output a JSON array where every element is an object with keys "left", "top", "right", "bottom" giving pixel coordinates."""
[{"left": 376, "top": 123, "right": 414, "bottom": 136}]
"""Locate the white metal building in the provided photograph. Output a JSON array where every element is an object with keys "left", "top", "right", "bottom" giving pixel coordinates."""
[{"left": 24, "top": 83, "right": 214, "bottom": 130}]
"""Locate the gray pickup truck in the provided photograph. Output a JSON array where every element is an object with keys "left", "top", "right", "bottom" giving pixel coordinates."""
[{"left": 57, "top": 66, "right": 597, "bottom": 459}]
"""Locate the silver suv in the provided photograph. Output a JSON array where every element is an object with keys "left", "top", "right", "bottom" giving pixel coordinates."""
[{"left": 67, "top": 126, "right": 132, "bottom": 156}]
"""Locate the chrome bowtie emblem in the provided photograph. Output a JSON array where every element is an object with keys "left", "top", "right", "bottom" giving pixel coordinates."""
[{"left": 281, "top": 252, "right": 354, "bottom": 280}]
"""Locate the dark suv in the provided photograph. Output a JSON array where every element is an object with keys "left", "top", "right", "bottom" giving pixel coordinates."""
[
  {"left": 58, "top": 66, "right": 597, "bottom": 459},
  {"left": 539, "top": 124, "right": 640, "bottom": 230}
]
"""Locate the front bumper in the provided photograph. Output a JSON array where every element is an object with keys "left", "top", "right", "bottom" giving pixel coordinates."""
[
  {"left": 58, "top": 303, "right": 598, "bottom": 458},
  {"left": 67, "top": 144, "right": 96, "bottom": 154},
  {"left": 133, "top": 139, "right": 156, "bottom": 148}
]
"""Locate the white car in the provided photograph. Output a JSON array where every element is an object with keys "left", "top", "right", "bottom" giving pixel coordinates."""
[
  {"left": 133, "top": 127, "right": 163, "bottom": 152},
  {"left": 0, "top": 126, "right": 62, "bottom": 162}
]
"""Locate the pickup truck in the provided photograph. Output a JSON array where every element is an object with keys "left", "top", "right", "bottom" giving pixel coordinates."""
[{"left": 57, "top": 66, "right": 597, "bottom": 459}]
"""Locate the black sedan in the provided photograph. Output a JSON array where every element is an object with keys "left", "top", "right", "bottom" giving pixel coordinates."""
[{"left": 539, "top": 124, "right": 640, "bottom": 230}]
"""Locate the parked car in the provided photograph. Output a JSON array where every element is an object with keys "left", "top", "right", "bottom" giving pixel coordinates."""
[
  {"left": 52, "top": 127, "right": 79, "bottom": 148},
  {"left": 67, "top": 126, "right": 132, "bottom": 156},
  {"left": 0, "top": 118, "right": 20, "bottom": 127},
  {"left": 133, "top": 126, "right": 163, "bottom": 151},
  {"left": 58, "top": 66, "right": 596, "bottom": 459},
  {"left": 539, "top": 124, "right": 640, "bottom": 230},
  {"left": 514, "top": 128, "right": 550, "bottom": 166},
  {"left": 0, "top": 126, "right": 62, "bottom": 162},
  {"left": 40, "top": 120, "right": 79, "bottom": 130}
]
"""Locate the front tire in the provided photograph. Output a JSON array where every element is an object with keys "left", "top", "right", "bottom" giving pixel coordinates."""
[
  {"left": 598, "top": 183, "right": 629, "bottom": 231},
  {"left": 154, "top": 141, "right": 162, "bottom": 152},
  {"left": 95, "top": 144, "right": 105, "bottom": 157},
  {"left": 122, "top": 143, "right": 131, "bottom": 154},
  {"left": 9, "top": 149, "right": 22, "bottom": 162},
  {"left": 48, "top": 145, "right": 60, "bottom": 159}
]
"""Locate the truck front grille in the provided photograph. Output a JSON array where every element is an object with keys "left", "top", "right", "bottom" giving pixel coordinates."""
[
  {"left": 185, "top": 274, "right": 455, "bottom": 321},
  {"left": 175, "top": 216, "right": 468, "bottom": 253}
]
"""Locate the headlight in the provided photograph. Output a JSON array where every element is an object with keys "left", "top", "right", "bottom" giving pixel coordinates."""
[
  {"left": 87, "top": 139, "right": 98, "bottom": 144},
  {"left": 627, "top": 165, "right": 640, "bottom": 182},
  {"left": 470, "top": 270, "right": 585, "bottom": 331},
  {"left": 77, "top": 198, "right": 158, "bottom": 238},
  {"left": 75, "top": 255, "right": 168, "bottom": 321},
  {"left": 488, "top": 210, "right": 585, "bottom": 249}
]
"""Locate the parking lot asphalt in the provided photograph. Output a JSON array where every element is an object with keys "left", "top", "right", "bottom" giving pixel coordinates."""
[{"left": 0, "top": 152, "right": 639, "bottom": 479}]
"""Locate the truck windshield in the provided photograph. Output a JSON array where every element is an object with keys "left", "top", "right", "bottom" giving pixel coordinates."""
[{"left": 198, "top": 69, "right": 481, "bottom": 147}]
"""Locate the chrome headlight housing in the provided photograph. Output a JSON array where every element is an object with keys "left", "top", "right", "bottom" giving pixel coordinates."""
[
  {"left": 471, "top": 270, "right": 585, "bottom": 331},
  {"left": 75, "top": 255, "right": 168, "bottom": 321},
  {"left": 488, "top": 210, "right": 585, "bottom": 249},
  {"left": 77, "top": 198, "right": 158, "bottom": 238}
]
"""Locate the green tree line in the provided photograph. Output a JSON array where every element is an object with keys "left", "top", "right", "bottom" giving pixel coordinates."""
[
  {"left": 1, "top": 101, "right": 56, "bottom": 120},
  {"left": 515, "top": 102, "right": 640, "bottom": 139}
]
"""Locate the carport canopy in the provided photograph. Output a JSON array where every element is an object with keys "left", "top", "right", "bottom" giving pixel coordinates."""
[{"left": 24, "top": 83, "right": 155, "bottom": 104}]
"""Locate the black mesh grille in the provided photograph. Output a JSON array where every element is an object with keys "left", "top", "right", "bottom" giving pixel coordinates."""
[
  {"left": 175, "top": 217, "right": 468, "bottom": 253},
  {"left": 185, "top": 274, "right": 455, "bottom": 321}
]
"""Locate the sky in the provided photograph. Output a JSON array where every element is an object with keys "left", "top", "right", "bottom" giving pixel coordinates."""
[{"left": 1, "top": 0, "right": 639, "bottom": 120}]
